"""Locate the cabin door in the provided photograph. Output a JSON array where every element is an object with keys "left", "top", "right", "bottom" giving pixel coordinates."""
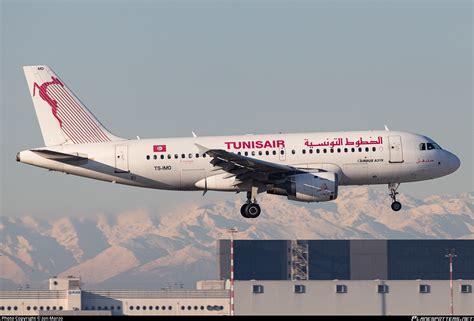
[{"left": 388, "top": 136, "right": 404, "bottom": 163}]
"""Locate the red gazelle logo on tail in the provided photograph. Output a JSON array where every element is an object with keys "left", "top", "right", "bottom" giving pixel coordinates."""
[
  {"left": 30, "top": 75, "right": 111, "bottom": 144},
  {"left": 33, "top": 76, "right": 64, "bottom": 127}
]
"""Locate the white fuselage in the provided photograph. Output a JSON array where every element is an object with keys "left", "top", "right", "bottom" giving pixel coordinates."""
[{"left": 18, "top": 130, "right": 460, "bottom": 194}]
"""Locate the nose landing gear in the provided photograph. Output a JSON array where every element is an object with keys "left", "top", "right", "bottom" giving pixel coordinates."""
[
  {"left": 388, "top": 183, "right": 402, "bottom": 211},
  {"left": 240, "top": 190, "right": 261, "bottom": 218}
]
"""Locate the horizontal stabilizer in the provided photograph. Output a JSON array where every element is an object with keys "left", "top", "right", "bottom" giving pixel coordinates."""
[{"left": 32, "top": 149, "right": 88, "bottom": 162}]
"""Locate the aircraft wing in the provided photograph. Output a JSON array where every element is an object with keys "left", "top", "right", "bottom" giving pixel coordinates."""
[{"left": 201, "top": 147, "right": 307, "bottom": 184}]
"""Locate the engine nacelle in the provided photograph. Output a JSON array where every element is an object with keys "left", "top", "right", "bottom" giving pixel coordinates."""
[{"left": 268, "top": 172, "right": 338, "bottom": 202}]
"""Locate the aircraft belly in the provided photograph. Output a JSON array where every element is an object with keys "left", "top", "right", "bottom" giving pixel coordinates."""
[
  {"left": 181, "top": 168, "right": 205, "bottom": 190},
  {"left": 341, "top": 163, "right": 368, "bottom": 184}
]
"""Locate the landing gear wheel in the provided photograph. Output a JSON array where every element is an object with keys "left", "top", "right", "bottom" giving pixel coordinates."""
[
  {"left": 388, "top": 183, "right": 402, "bottom": 212},
  {"left": 240, "top": 204, "right": 250, "bottom": 218},
  {"left": 391, "top": 201, "right": 402, "bottom": 212},
  {"left": 245, "top": 203, "right": 261, "bottom": 218},
  {"left": 240, "top": 189, "right": 262, "bottom": 219}
]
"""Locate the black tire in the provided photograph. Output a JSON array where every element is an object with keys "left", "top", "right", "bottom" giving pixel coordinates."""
[
  {"left": 245, "top": 203, "right": 261, "bottom": 218},
  {"left": 240, "top": 204, "right": 250, "bottom": 218},
  {"left": 391, "top": 201, "right": 402, "bottom": 212}
]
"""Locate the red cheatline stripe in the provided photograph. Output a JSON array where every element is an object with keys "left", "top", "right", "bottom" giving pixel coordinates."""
[
  {"left": 49, "top": 85, "right": 103, "bottom": 143},
  {"left": 51, "top": 94, "right": 92, "bottom": 144},
  {"left": 50, "top": 86, "right": 104, "bottom": 142},
  {"left": 52, "top": 85, "right": 104, "bottom": 141},
  {"left": 48, "top": 86, "right": 97, "bottom": 143},
  {"left": 62, "top": 89, "right": 111, "bottom": 141},
  {"left": 57, "top": 110, "right": 86, "bottom": 143},
  {"left": 45, "top": 91, "right": 87, "bottom": 144},
  {"left": 61, "top": 91, "right": 109, "bottom": 142},
  {"left": 48, "top": 88, "right": 94, "bottom": 143},
  {"left": 49, "top": 87, "right": 101, "bottom": 143}
]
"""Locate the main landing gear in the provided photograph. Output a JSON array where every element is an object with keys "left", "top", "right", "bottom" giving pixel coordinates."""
[
  {"left": 388, "top": 183, "right": 402, "bottom": 211},
  {"left": 240, "top": 190, "right": 261, "bottom": 219}
]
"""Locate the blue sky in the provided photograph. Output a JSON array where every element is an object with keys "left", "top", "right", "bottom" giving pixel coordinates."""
[{"left": 1, "top": 0, "right": 472, "bottom": 217}]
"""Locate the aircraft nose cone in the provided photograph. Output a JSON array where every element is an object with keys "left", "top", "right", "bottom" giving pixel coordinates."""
[{"left": 450, "top": 153, "right": 461, "bottom": 172}]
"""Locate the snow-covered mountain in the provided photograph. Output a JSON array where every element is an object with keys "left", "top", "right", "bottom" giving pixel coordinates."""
[{"left": 1, "top": 187, "right": 472, "bottom": 290}]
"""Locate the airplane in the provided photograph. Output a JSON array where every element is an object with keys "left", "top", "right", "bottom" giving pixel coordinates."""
[{"left": 17, "top": 65, "right": 461, "bottom": 218}]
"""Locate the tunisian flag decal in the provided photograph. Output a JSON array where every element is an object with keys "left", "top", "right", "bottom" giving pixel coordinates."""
[{"left": 153, "top": 145, "right": 167, "bottom": 153}]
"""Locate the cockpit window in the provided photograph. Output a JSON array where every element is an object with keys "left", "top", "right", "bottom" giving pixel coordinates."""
[
  {"left": 426, "top": 142, "right": 442, "bottom": 150},
  {"left": 421, "top": 142, "right": 442, "bottom": 151}
]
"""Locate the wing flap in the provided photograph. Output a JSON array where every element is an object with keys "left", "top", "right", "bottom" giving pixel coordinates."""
[{"left": 196, "top": 144, "right": 307, "bottom": 184}]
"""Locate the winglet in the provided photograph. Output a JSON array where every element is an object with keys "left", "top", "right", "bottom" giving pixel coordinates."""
[
  {"left": 192, "top": 131, "right": 197, "bottom": 138},
  {"left": 384, "top": 124, "right": 390, "bottom": 131}
]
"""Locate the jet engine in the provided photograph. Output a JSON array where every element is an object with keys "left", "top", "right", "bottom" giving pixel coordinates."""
[{"left": 267, "top": 172, "right": 338, "bottom": 202}]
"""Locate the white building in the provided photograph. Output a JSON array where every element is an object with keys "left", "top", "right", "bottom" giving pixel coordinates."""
[
  {"left": 1, "top": 277, "right": 473, "bottom": 315},
  {"left": 234, "top": 280, "right": 474, "bottom": 315},
  {"left": 0, "top": 277, "right": 229, "bottom": 316}
]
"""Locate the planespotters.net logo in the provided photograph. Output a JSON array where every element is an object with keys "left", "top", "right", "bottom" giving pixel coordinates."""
[
  {"left": 1, "top": 318, "right": 63, "bottom": 321},
  {"left": 412, "top": 317, "right": 474, "bottom": 321}
]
